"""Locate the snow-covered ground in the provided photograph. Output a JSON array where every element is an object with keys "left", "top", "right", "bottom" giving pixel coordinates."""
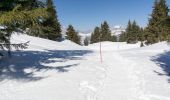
[{"left": 0, "top": 34, "right": 170, "bottom": 100}]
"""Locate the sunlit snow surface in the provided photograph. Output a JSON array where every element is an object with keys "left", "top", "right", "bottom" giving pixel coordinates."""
[{"left": 0, "top": 34, "right": 170, "bottom": 100}]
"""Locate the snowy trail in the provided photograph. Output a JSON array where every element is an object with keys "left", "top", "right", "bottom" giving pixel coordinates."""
[
  {"left": 90, "top": 51, "right": 139, "bottom": 100},
  {"left": 78, "top": 48, "right": 170, "bottom": 100},
  {"left": 78, "top": 52, "right": 108, "bottom": 100},
  {"left": 119, "top": 50, "right": 170, "bottom": 100},
  {"left": 78, "top": 50, "right": 143, "bottom": 100}
]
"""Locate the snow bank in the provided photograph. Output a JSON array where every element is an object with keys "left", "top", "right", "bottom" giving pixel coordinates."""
[{"left": 125, "top": 42, "right": 170, "bottom": 54}]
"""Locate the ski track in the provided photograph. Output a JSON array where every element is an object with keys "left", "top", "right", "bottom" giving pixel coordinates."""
[
  {"left": 79, "top": 51, "right": 108, "bottom": 100},
  {"left": 78, "top": 49, "right": 170, "bottom": 100},
  {"left": 1, "top": 48, "right": 169, "bottom": 100},
  {"left": 78, "top": 50, "right": 148, "bottom": 100}
]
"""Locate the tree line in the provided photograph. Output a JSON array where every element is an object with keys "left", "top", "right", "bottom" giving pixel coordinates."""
[
  {"left": 119, "top": 0, "right": 170, "bottom": 46},
  {"left": 0, "top": 0, "right": 170, "bottom": 55},
  {"left": 90, "top": 0, "right": 170, "bottom": 46},
  {"left": 90, "top": 21, "right": 117, "bottom": 44},
  {"left": 69, "top": 0, "right": 170, "bottom": 46}
]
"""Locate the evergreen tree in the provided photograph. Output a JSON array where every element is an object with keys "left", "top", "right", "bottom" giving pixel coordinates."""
[
  {"left": 90, "top": 22, "right": 117, "bottom": 43},
  {"left": 119, "top": 32, "right": 127, "bottom": 42},
  {"left": 66, "top": 25, "right": 81, "bottom": 45},
  {"left": 125, "top": 20, "right": 132, "bottom": 43},
  {"left": 146, "top": 0, "right": 169, "bottom": 44},
  {"left": 125, "top": 20, "right": 141, "bottom": 44},
  {"left": 162, "top": 17, "right": 170, "bottom": 42},
  {"left": 44, "top": 0, "right": 61, "bottom": 40},
  {"left": 100, "top": 21, "right": 112, "bottom": 41},
  {"left": 131, "top": 21, "right": 141, "bottom": 43},
  {"left": 119, "top": 21, "right": 131, "bottom": 42},
  {"left": 137, "top": 28, "right": 146, "bottom": 46},
  {"left": 112, "top": 35, "right": 117, "bottom": 42},
  {"left": 0, "top": 5, "right": 48, "bottom": 56},
  {"left": 0, "top": 0, "right": 44, "bottom": 12},
  {"left": 27, "top": 0, "right": 62, "bottom": 41},
  {"left": 90, "top": 27, "right": 101, "bottom": 44},
  {"left": 84, "top": 37, "right": 90, "bottom": 46}
]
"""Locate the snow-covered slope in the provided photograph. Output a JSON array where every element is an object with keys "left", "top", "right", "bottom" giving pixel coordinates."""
[
  {"left": 11, "top": 33, "right": 86, "bottom": 50},
  {"left": 0, "top": 34, "right": 170, "bottom": 100}
]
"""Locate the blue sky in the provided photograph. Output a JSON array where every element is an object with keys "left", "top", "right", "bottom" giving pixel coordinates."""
[{"left": 54, "top": 0, "right": 170, "bottom": 31}]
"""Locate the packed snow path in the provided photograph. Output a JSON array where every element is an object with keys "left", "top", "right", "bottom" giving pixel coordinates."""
[
  {"left": 82, "top": 45, "right": 170, "bottom": 100},
  {"left": 78, "top": 51, "right": 134, "bottom": 100},
  {"left": 0, "top": 34, "right": 170, "bottom": 100}
]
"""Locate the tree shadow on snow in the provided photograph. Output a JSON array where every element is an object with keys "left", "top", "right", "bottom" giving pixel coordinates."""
[
  {"left": 0, "top": 50, "right": 92, "bottom": 82},
  {"left": 151, "top": 51, "right": 170, "bottom": 83}
]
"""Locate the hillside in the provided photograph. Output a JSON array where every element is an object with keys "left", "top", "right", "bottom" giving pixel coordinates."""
[{"left": 0, "top": 34, "right": 170, "bottom": 100}]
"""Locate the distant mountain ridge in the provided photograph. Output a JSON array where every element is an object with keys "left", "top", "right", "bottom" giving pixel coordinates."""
[
  {"left": 111, "top": 25, "right": 126, "bottom": 36},
  {"left": 61, "top": 25, "right": 126, "bottom": 39}
]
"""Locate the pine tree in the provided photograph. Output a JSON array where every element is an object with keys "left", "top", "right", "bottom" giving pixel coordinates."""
[
  {"left": 90, "top": 22, "right": 117, "bottom": 43},
  {"left": 112, "top": 35, "right": 117, "bottom": 42},
  {"left": 90, "top": 27, "right": 101, "bottom": 44},
  {"left": 131, "top": 21, "right": 141, "bottom": 43},
  {"left": 0, "top": 5, "right": 48, "bottom": 56},
  {"left": 125, "top": 20, "right": 132, "bottom": 43},
  {"left": 0, "top": 0, "right": 43, "bottom": 12},
  {"left": 27, "top": 0, "right": 62, "bottom": 41},
  {"left": 119, "top": 32, "right": 127, "bottom": 42},
  {"left": 138, "top": 28, "right": 145, "bottom": 42},
  {"left": 124, "top": 20, "right": 142, "bottom": 44},
  {"left": 0, "top": 0, "right": 14, "bottom": 11},
  {"left": 66, "top": 25, "right": 81, "bottom": 45},
  {"left": 146, "top": 0, "right": 169, "bottom": 44},
  {"left": 100, "top": 21, "right": 112, "bottom": 41},
  {"left": 44, "top": 0, "right": 61, "bottom": 40},
  {"left": 162, "top": 17, "right": 170, "bottom": 42},
  {"left": 84, "top": 37, "right": 90, "bottom": 46}
]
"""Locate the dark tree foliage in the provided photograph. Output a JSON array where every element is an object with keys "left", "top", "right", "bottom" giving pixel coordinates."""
[
  {"left": 112, "top": 35, "right": 117, "bottom": 42},
  {"left": 66, "top": 25, "right": 81, "bottom": 45},
  {"left": 146, "top": 0, "right": 169, "bottom": 44},
  {"left": 100, "top": 21, "right": 112, "bottom": 41},
  {"left": 123, "top": 20, "right": 142, "bottom": 44},
  {"left": 90, "top": 21, "right": 117, "bottom": 43},
  {"left": 162, "top": 17, "right": 170, "bottom": 42},
  {"left": 27, "top": 0, "right": 62, "bottom": 41},
  {"left": 0, "top": 4, "right": 48, "bottom": 56},
  {"left": 84, "top": 37, "right": 90, "bottom": 46},
  {"left": 0, "top": 0, "right": 44, "bottom": 12},
  {"left": 138, "top": 28, "right": 145, "bottom": 42},
  {"left": 119, "top": 20, "right": 144, "bottom": 44},
  {"left": 42, "top": 0, "right": 61, "bottom": 40},
  {"left": 119, "top": 32, "right": 127, "bottom": 42},
  {"left": 90, "top": 27, "right": 101, "bottom": 44}
]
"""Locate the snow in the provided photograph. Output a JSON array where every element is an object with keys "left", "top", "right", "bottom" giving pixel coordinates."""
[
  {"left": 11, "top": 33, "right": 85, "bottom": 51},
  {"left": 111, "top": 25, "right": 125, "bottom": 36},
  {"left": 88, "top": 41, "right": 140, "bottom": 51},
  {"left": 79, "top": 32, "right": 91, "bottom": 45},
  {"left": 0, "top": 34, "right": 170, "bottom": 100}
]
